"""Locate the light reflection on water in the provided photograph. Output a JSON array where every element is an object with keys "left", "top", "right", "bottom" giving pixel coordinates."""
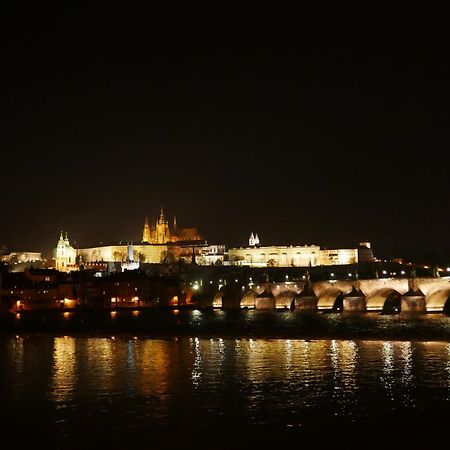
[{"left": 3, "top": 337, "right": 450, "bottom": 446}]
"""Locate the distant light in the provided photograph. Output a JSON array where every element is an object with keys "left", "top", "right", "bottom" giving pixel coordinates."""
[
  {"left": 15, "top": 313, "right": 21, "bottom": 320},
  {"left": 330, "top": 273, "right": 334, "bottom": 277},
  {"left": 110, "top": 311, "right": 117, "bottom": 319},
  {"left": 132, "top": 310, "right": 140, "bottom": 317},
  {"left": 348, "top": 273, "right": 352, "bottom": 277},
  {"left": 401, "top": 270, "right": 405, "bottom": 275},
  {"left": 382, "top": 270, "right": 387, "bottom": 274}
]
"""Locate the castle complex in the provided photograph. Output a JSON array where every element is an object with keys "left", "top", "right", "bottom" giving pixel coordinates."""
[
  {"left": 53, "top": 208, "right": 217, "bottom": 272},
  {"left": 48, "top": 210, "right": 374, "bottom": 272}
]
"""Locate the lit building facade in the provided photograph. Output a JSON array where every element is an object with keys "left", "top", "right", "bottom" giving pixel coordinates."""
[
  {"left": 228, "top": 244, "right": 321, "bottom": 267},
  {"left": 142, "top": 208, "right": 202, "bottom": 244},
  {"left": 54, "top": 232, "right": 77, "bottom": 272},
  {"left": 227, "top": 235, "right": 373, "bottom": 267},
  {"left": 1, "top": 251, "right": 42, "bottom": 264}
]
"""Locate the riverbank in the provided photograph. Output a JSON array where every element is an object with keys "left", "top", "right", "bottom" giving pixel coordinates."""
[{"left": 2, "top": 309, "right": 450, "bottom": 341}]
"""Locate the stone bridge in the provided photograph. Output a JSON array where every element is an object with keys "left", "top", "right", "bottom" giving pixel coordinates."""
[{"left": 211, "top": 277, "right": 450, "bottom": 313}]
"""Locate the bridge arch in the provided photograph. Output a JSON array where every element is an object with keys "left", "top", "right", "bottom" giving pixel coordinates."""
[
  {"left": 317, "top": 289, "right": 344, "bottom": 310},
  {"left": 212, "top": 291, "right": 223, "bottom": 308},
  {"left": 366, "top": 288, "right": 401, "bottom": 312},
  {"left": 427, "top": 289, "right": 450, "bottom": 312},
  {"left": 275, "top": 290, "right": 296, "bottom": 309},
  {"left": 241, "top": 290, "right": 257, "bottom": 309}
]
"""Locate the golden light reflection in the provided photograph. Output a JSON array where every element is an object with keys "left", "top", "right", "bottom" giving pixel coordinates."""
[
  {"left": 135, "top": 340, "right": 170, "bottom": 403},
  {"left": 51, "top": 336, "right": 76, "bottom": 403},
  {"left": 110, "top": 311, "right": 117, "bottom": 319},
  {"left": 84, "top": 338, "right": 116, "bottom": 393}
]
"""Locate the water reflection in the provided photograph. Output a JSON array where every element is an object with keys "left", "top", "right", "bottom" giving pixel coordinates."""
[
  {"left": 399, "top": 341, "right": 415, "bottom": 407},
  {"left": 3, "top": 336, "right": 450, "bottom": 440},
  {"left": 52, "top": 337, "right": 76, "bottom": 404},
  {"left": 381, "top": 341, "right": 395, "bottom": 401}
]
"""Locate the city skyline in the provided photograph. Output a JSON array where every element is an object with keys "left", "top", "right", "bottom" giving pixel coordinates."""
[{"left": 2, "top": 4, "right": 449, "bottom": 262}]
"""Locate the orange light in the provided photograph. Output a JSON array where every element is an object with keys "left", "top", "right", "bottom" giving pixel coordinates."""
[{"left": 110, "top": 311, "right": 117, "bottom": 319}]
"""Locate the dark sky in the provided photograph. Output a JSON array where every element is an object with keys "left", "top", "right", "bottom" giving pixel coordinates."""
[{"left": 1, "top": 3, "right": 449, "bottom": 261}]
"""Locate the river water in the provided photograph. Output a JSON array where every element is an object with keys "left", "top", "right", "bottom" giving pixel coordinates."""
[{"left": 2, "top": 331, "right": 450, "bottom": 449}]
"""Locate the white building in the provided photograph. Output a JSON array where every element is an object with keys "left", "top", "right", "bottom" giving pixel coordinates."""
[
  {"left": 227, "top": 234, "right": 373, "bottom": 267},
  {"left": 54, "top": 232, "right": 77, "bottom": 272}
]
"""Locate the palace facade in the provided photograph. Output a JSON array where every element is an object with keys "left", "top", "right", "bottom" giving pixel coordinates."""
[{"left": 227, "top": 234, "right": 374, "bottom": 267}]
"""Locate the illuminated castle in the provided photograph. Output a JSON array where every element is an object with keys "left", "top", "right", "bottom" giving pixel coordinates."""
[{"left": 142, "top": 207, "right": 202, "bottom": 244}]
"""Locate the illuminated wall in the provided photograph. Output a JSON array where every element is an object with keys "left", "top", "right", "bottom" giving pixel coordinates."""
[
  {"left": 0, "top": 252, "right": 42, "bottom": 263},
  {"left": 318, "top": 249, "right": 359, "bottom": 266},
  {"left": 228, "top": 245, "right": 321, "bottom": 267},
  {"left": 228, "top": 246, "right": 361, "bottom": 267},
  {"left": 77, "top": 244, "right": 169, "bottom": 264}
]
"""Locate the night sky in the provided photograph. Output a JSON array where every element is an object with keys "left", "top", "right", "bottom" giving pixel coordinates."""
[{"left": 1, "top": 4, "right": 449, "bottom": 262}]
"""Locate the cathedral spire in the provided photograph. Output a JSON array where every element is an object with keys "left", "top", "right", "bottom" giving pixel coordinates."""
[
  {"left": 159, "top": 206, "right": 165, "bottom": 222},
  {"left": 142, "top": 216, "right": 151, "bottom": 243},
  {"left": 173, "top": 215, "right": 177, "bottom": 230}
]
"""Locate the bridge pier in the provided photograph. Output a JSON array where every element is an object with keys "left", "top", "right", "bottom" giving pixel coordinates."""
[
  {"left": 343, "top": 297, "right": 366, "bottom": 312},
  {"left": 401, "top": 295, "right": 426, "bottom": 313},
  {"left": 255, "top": 289, "right": 275, "bottom": 310},
  {"left": 294, "top": 296, "right": 318, "bottom": 310},
  {"left": 400, "top": 278, "right": 427, "bottom": 313},
  {"left": 343, "top": 286, "right": 366, "bottom": 312},
  {"left": 293, "top": 274, "right": 318, "bottom": 310}
]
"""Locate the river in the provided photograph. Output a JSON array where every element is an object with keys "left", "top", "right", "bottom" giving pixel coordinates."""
[{"left": 2, "top": 331, "right": 450, "bottom": 448}]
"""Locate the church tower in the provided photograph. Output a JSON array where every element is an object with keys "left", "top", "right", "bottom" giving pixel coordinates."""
[
  {"left": 142, "top": 216, "right": 151, "bottom": 243},
  {"left": 54, "top": 231, "right": 77, "bottom": 272},
  {"left": 154, "top": 206, "right": 171, "bottom": 244}
]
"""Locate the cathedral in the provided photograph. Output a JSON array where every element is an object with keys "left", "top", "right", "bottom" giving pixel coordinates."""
[{"left": 142, "top": 207, "right": 202, "bottom": 244}]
